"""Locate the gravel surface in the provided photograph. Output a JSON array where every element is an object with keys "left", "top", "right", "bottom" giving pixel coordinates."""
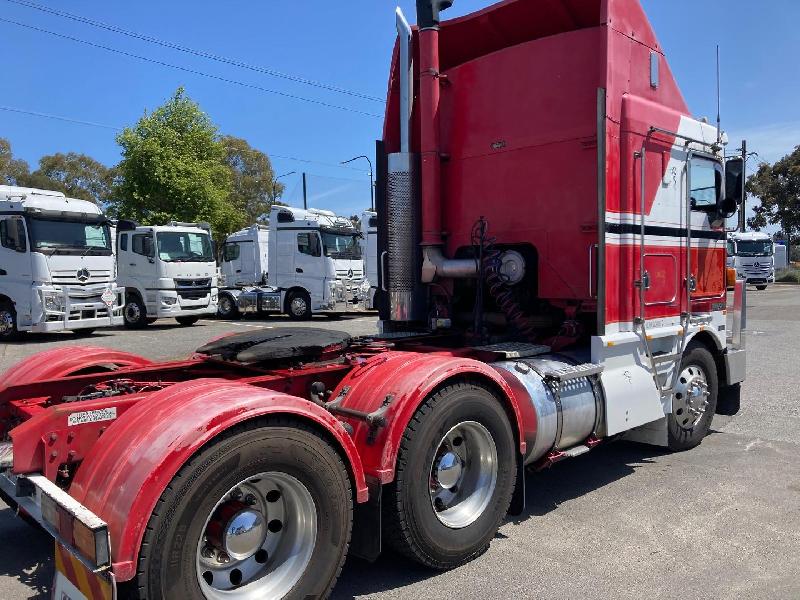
[{"left": 1, "top": 288, "right": 798, "bottom": 600}]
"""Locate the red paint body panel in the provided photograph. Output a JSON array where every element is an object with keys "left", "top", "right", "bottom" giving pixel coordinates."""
[
  {"left": 66, "top": 379, "right": 367, "bottom": 582},
  {"left": 329, "top": 351, "right": 527, "bottom": 483}
]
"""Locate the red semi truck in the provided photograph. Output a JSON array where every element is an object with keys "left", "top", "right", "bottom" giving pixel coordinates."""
[{"left": 0, "top": 1, "right": 747, "bottom": 598}]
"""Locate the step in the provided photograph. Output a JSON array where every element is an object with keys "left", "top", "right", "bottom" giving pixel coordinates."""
[
  {"left": 652, "top": 351, "right": 682, "bottom": 364},
  {"left": 0, "top": 442, "right": 12, "bottom": 469},
  {"left": 542, "top": 362, "right": 604, "bottom": 382},
  {"left": 562, "top": 445, "right": 591, "bottom": 458},
  {"left": 472, "top": 342, "right": 551, "bottom": 359}
]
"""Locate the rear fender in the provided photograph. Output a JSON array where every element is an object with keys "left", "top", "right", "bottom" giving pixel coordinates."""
[
  {"left": 67, "top": 379, "right": 367, "bottom": 582},
  {"left": 331, "top": 351, "right": 528, "bottom": 484},
  {"left": 0, "top": 346, "right": 152, "bottom": 394}
]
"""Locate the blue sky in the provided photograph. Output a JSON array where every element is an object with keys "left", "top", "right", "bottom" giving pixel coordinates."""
[{"left": 1, "top": 0, "right": 798, "bottom": 219}]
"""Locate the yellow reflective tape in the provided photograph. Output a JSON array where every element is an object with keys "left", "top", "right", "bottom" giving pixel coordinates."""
[{"left": 72, "top": 553, "right": 95, "bottom": 598}]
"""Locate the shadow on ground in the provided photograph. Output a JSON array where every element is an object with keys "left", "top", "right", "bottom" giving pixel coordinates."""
[{"left": 0, "top": 507, "right": 52, "bottom": 599}]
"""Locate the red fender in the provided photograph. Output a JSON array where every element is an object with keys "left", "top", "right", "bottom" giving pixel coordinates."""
[
  {"left": 0, "top": 346, "right": 152, "bottom": 393},
  {"left": 68, "top": 378, "right": 368, "bottom": 582},
  {"left": 331, "top": 351, "right": 530, "bottom": 484}
]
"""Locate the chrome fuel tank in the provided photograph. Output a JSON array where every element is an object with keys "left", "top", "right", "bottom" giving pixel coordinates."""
[{"left": 495, "top": 356, "right": 600, "bottom": 464}]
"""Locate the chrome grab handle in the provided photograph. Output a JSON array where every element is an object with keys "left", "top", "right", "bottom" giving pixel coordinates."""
[{"left": 380, "top": 250, "right": 389, "bottom": 292}]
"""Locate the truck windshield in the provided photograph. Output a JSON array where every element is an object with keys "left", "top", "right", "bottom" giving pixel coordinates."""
[
  {"left": 157, "top": 231, "right": 213, "bottom": 262},
  {"left": 27, "top": 217, "right": 111, "bottom": 255},
  {"left": 735, "top": 240, "right": 773, "bottom": 256},
  {"left": 321, "top": 231, "right": 362, "bottom": 259}
]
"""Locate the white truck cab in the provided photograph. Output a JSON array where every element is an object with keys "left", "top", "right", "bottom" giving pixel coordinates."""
[
  {"left": 361, "top": 210, "right": 378, "bottom": 309},
  {"left": 726, "top": 231, "right": 775, "bottom": 290},
  {"left": 0, "top": 185, "right": 123, "bottom": 339},
  {"left": 116, "top": 221, "right": 218, "bottom": 327},
  {"left": 220, "top": 224, "right": 269, "bottom": 288},
  {"left": 226, "top": 206, "right": 367, "bottom": 320}
]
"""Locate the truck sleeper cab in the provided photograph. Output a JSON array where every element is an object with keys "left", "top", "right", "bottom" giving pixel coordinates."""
[
  {"left": 116, "top": 221, "right": 218, "bottom": 327},
  {"left": 231, "top": 205, "right": 369, "bottom": 320},
  {"left": 0, "top": 185, "right": 123, "bottom": 339},
  {"left": 0, "top": 1, "right": 748, "bottom": 600}
]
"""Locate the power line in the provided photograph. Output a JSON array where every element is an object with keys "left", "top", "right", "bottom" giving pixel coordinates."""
[
  {"left": 0, "top": 104, "right": 373, "bottom": 175},
  {"left": 4, "top": 0, "right": 384, "bottom": 104},
  {"left": 0, "top": 105, "right": 121, "bottom": 130},
  {"left": 0, "top": 16, "right": 382, "bottom": 119}
]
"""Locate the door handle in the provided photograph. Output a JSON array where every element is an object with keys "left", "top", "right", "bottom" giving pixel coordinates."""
[
  {"left": 296, "top": 268, "right": 303, "bottom": 273},
  {"left": 0, "top": 269, "right": 6, "bottom": 275},
  {"left": 129, "top": 263, "right": 136, "bottom": 266},
  {"left": 235, "top": 269, "right": 242, "bottom": 273}
]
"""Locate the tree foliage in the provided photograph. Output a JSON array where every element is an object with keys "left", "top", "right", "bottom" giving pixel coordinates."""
[
  {"left": 221, "top": 135, "right": 284, "bottom": 224},
  {"left": 113, "top": 88, "right": 240, "bottom": 239},
  {"left": 28, "top": 152, "right": 115, "bottom": 205},
  {"left": 0, "top": 138, "right": 31, "bottom": 186},
  {"left": 746, "top": 145, "right": 800, "bottom": 236}
]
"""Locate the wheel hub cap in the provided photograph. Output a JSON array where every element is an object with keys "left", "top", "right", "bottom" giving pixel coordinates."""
[
  {"left": 215, "top": 507, "right": 268, "bottom": 561},
  {"left": 0, "top": 311, "right": 12, "bottom": 334},
  {"left": 126, "top": 304, "right": 140, "bottom": 321},
  {"left": 291, "top": 298, "right": 307, "bottom": 315},
  {"left": 428, "top": 421, "right": 498, "bottom": 529},
  {"left": 673, "top": 365, "right": 710, "bottom": 430}
]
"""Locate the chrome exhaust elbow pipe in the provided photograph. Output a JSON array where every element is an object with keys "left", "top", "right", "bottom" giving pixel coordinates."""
[
  {"left": 421, "top": 246, "right": 479, "bottom": 282},
  {"left": 395, "top": 8, "right": 412, "bottom": 153}
]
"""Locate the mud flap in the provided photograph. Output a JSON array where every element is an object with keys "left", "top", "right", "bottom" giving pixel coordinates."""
[
  {"left": 508, "top": 453, "right": 526, "bottom": 516},
  {"left": 350, "top": 480, "right": 382, "bottom": 562},
  {"left": 53, "top": 542, "right": 114, "bottom": 600}
]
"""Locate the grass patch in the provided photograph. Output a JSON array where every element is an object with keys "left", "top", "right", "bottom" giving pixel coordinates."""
[{"left": 776, "top": 267, "right": 800, "bottom": 283}]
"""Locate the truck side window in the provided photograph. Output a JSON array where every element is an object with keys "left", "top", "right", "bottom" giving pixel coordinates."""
[
  {"left": 132, "top": 234, "right": 153, "bottom": 257},
  {"left": 120, "top": 233, "right": 128, "bottom": 252},
  {"left": 223, "top": 243, "right": 240, "bottom": 262},
  {"left": 297, "top": 232, "right": 321, "bottom": 257},
  {"left": 690, "top": 157, "right": 723, "bottom": 211},
  {"left": 0, "top": 218, "right": 27, "bottom": 252}
]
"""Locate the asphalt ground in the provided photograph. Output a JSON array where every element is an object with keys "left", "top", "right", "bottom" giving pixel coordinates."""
[{"left": 1, "top": 287, "right": 799, "bottom": 599}]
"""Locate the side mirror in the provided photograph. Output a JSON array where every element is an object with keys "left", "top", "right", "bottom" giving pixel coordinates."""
[
  {"left": 142, "top": 236, "right": 155, "bottom": 261},
  {"left": 720, "top": 157, "right": 744, "bottom": 216}
]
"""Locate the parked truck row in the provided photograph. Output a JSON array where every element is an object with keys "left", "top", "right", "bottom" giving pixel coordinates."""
[{"left": 0, "top": 1, "right": 750, "bottom": 599}]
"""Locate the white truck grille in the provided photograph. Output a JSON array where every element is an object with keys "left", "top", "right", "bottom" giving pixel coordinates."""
[{"left": 51, "top": 269, "right": 113, "bottom": 285}]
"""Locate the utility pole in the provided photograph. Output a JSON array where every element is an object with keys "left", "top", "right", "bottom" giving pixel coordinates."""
[
  {"left": 302, "top": 172, "right": 308, "bottom": 210},
  {"left": 739, "top": 140, "right": 747, "bottom": 232}
]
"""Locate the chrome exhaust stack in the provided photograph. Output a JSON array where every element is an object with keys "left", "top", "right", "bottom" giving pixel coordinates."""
[{"left": 386, "top": 8, "right": 417, "bottom": 322}]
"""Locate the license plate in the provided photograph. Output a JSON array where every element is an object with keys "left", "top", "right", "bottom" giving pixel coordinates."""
[{"left": 53, "top": 542, "right": 113, "bottom": 600}]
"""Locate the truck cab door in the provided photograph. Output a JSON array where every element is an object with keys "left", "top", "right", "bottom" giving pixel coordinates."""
[
  {"left": 0, "top": 216, "right": 32, "bottom": 321},
  {"left": 295, "top": 232, "right": 324, "bottom": 307},
  {"left": 239, "top": 242, "right": 256, "bottom": 284},
  {"left": 687, "top": 156, "right": 725, "bottom": 302},
  {"left": 126, "top": 232, "right": 155, "bottom": 292}
]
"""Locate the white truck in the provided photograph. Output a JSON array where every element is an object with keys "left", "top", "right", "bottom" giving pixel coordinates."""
[
  {"left": 361, "top": 210, "right": 378, "bottom": 309},
  {"left": 116, "top": 221, "right": 218, "bottom": 327},
  {"left": 726, "top": 231, "right": 775, "bottom": 290},
  {"left": 218, "top": 205, "right": 368, "bottom": 319},
  {"left": 0, "top": 185, "right": 123, "bottom": 339}
]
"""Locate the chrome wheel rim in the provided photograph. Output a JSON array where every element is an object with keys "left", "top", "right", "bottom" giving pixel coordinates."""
[
  {"left": 429, "top": 421, "right": 498, "bottom": 529},
  {"left": 673, "top": 364, "right": 710, "bottom": 430},
  {"left": 0, "top": 310, "right": 13, "bottom": 335},
  {"left": 290, "top": 297, "right": 307, "bottom": 317},
  {"left": 125, "top": 303, "right": 141, "bottom": 323},
  {"left": 197, "top": 472, "right": 317, "bottom": 600},
  {"left": 220, "top": 296, "right": 234, "bottom": 315}
]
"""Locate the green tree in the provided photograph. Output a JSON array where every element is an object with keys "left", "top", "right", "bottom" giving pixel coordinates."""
[
  {"left": 221, "top": 135, "right": 284, "bottom": 224},
  {"left": 0, "top": 138, "right": 31, "bottom": 185},
  {"left": 114, "top": 88, "right": 239, "bottom": 239},
  {"left": 28, "top": 152, "right": 115, "bottom": 205},
  {"left": 747, "top": 145, "right": 800, "bottom": 262}
]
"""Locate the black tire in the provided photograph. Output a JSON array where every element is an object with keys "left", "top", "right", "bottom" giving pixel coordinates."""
[
  {"left": 175, "top": 316, "right": 200, "bottom": 327},
  {"left": 286, "top": 290, "right": 312, "bottom": 321},
  {"left": 668, "top": 345, "right": 718, "bottom": 451},
  {"left": 756, "top": 285, "right": 767, "bottom": 291},
  {"left": 130, "top": 418, "right": 353, "bottom": 600},
  {"left": 123, "top": 296, "right": 149, "bottom": 329},
  {"left": 0, "top": 300, "right": 20, "bottom": 340},
  {"left": 217, "top": 294, "right": 240, "bottom": 320},
  {"left": 383, "top": 381, "right": 516, "bottom": 569}
]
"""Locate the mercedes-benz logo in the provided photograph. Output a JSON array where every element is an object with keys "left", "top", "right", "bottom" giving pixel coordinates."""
[
  {"left": 754, "top": 262, "right": 761, "bottom": 267},
  {"left": 76, "top": 268, "right": 90, "bottom": 282},
  {"left": 347, "top": 268, "right": 354, "bottom": 279}
]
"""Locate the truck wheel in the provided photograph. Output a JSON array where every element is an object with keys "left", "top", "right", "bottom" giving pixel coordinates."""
[
  {"left": 132, "top": 419, "right": 352, "bottom": 600},
  {"left": 756, "top": 285, "right": 767, "bottom": 290},
  {"left": 286, "top": 290, "right": 312, "bottom": 320},
  {"left": 0, "top": 301, "right": 20, "bottom": 340},
  {"left": 218, "top": 294, "right": 240, "bottom": 320},
  {"left": 176, "top": 316, "right": 200, "bottom": 326},
  {"left": 383, "top": 382, "right": 516, "bottom": 569},
  {"left": 123, "top": 297, "right": 149, "bottom": 329},
  {"left": 668, "top": 345, "right": 718, "bottom": 451}
]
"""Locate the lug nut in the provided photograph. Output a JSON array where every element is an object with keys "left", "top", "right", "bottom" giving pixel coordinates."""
[
  {"left": 218, "top": 552, "right": 231, "bottom": 564},
  {"left": 244, "top": 494, "right": 257, "bottom": 506},
  {"left": 230, "top": 488, "right": 243, "bottom": 501}
]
